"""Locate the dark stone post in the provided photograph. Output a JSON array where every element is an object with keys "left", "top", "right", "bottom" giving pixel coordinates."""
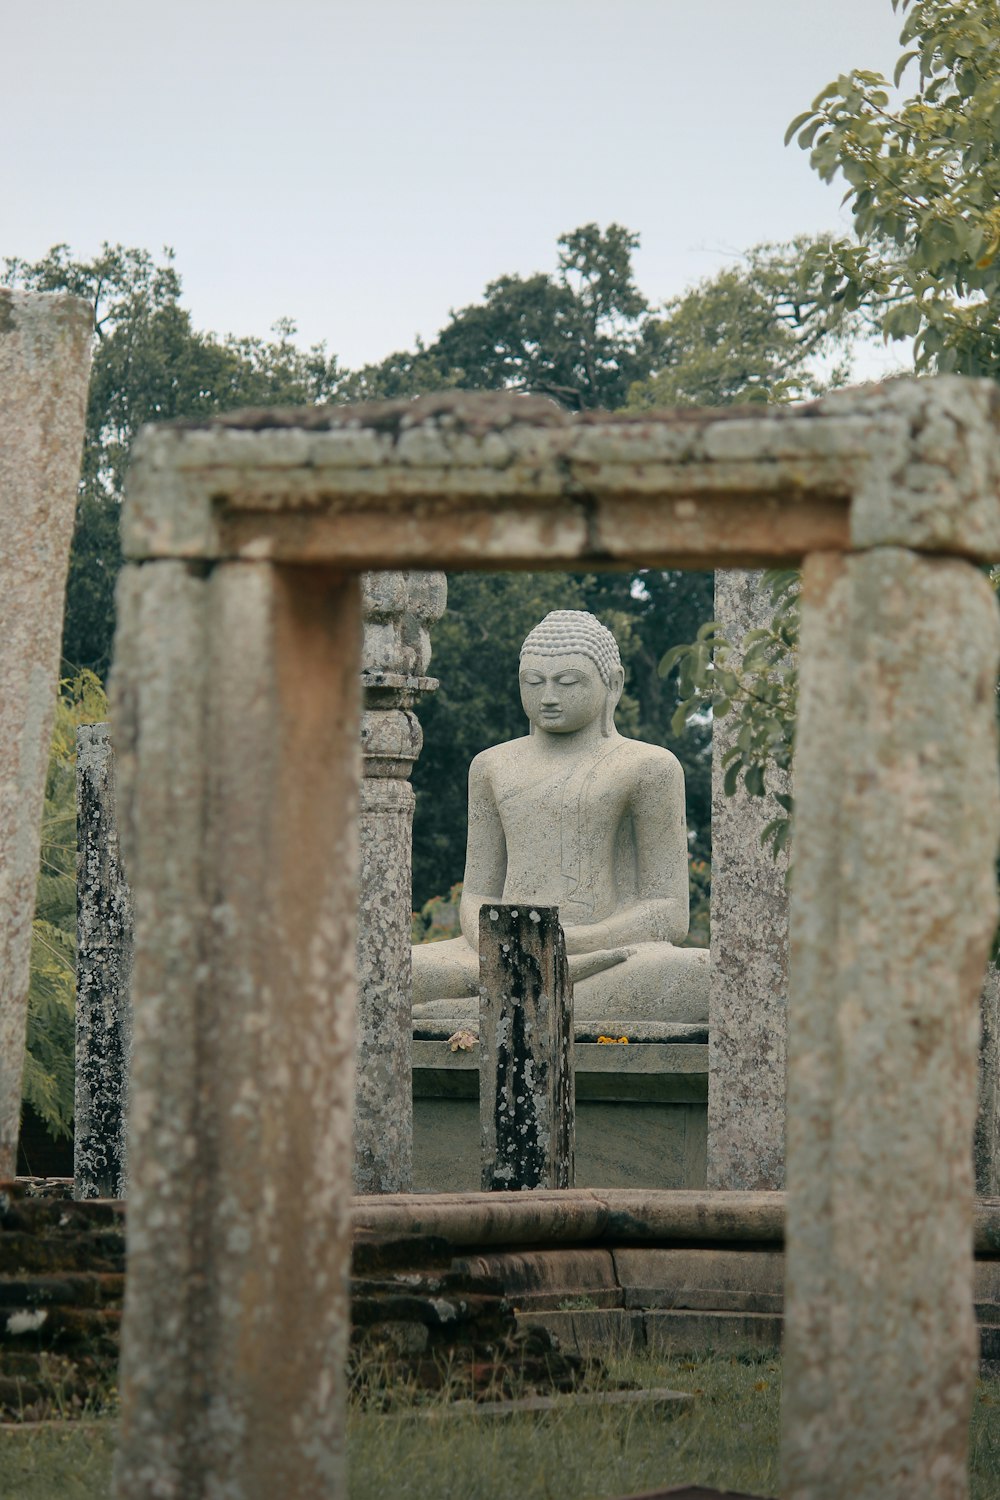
[
  {"left": 479, "top": 903, "right": 574, "bottom": 1191},
  {"left": 74, "top": 723, "right": 133, "bottom": 1200}
]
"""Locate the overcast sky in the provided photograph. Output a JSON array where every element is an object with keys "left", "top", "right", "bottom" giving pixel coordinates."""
[{"left": 4, "top": 1, "right": 906, "bottom": 374}]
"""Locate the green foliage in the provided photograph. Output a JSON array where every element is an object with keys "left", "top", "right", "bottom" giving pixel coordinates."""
[
  {"left": 786, "top": 0, "right": 1000, "bottom": 375},
  {"left": 24, "top": 672, "right": 108, "bottom": 1139},
  {"left": 411, "top": 883, "right": 464, "bottom": 944},
  {"left": 663, "top": 1, "right": 1000, "bottom": 879},
  {"left": 2, "top": 245, "right": 342, "bottom": 676},
  {"left": 627, "top": 241, "right": 857, "bottom": 410},
  {"left": 661, "top": 572, "right": 799, "bottom": 861},
  {"left": 685, "top": 854, "right": 712, "bottom": 948},
  {"left": 347, "top": 223, "right": 650, "bottom": 412}
]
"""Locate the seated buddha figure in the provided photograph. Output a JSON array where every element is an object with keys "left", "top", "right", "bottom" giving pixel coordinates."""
[{"left": 411, "top": 610, "right": 709, "bottom": 1032}]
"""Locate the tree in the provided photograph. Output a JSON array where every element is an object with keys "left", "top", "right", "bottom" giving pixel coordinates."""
[
  {"left": 3, "top": 244, "right": 342, "bottom": 675},
  {"left": 660, "top": 572, "right": 799, "bottom": 859},
  {"left": 627, "top": 240, "right": 857, "bottom": 410},
  {"left": 353, "top": 223, "right": 650, "bottom": 412},
  {"left": 786, "top": 0, "right": 1000, "bottom": 375},
  {"left": 666, "top": 0, "right": 1000, "bottom": 864}
]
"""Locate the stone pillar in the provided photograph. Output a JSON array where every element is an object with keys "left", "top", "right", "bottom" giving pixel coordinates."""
[
  {"left": 976, "top": 964, "right": 1000, "bottom": 1197},
  {"left": 74, "top": 724, "right": 133, "bottom": 1200},
  {"left": 708, "top": 570, "right": 789, "bottom": 1190},
  {"left": 0, "top": 289, "right": 92, "bottom": 1178},
  {"left": 783, "top": 549, "right": 1000, "bottom": 1500},
  {"left": 479, "top": 903, "right": 574, "bottom": 1191},
  {"left": 354, "top": 571, "right": 445, "bottom": 1194},
  {"left": 111, "top": 561, "right": 361, "bottom": 1500}
]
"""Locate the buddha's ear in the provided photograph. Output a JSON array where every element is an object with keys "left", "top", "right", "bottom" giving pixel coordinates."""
[{"left": 602, "top": 667, "right": 625, "bottom": 737}]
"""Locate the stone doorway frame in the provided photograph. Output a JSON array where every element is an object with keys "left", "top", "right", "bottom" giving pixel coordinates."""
[{"left": 111, "top": 383, "right": 1000, "bottom": 1500}]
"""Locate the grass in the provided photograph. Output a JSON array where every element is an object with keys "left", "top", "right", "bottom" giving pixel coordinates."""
[{"left": 1, "top": 1353, "right": 999, "bottom": 1499}]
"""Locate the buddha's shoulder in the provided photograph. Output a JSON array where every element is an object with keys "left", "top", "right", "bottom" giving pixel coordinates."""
[
  {"left": 470, "top": 737, "right": 533, "bottom": 777},
  {"left": 612, "top": 736, "right": 683, "bottom": 780}
]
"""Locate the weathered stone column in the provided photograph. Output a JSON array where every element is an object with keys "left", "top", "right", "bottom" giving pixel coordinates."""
[
  {"left": 74, "top": 724, "right": 133, "bottom": 1200},
  {"left": 480, "top": 903, "right": 574, "bottom": 1190},
  {"left": 0, "top": 290, "right": 92, "bottom": 1178},
  {"left": 111, "top": 561, "right": 361, "bottom": 1500},
  {"left": 354, "top": 571, "right": 445, "bottom": 1194},
  {"left": 708, "top": 570, "right": 789, "bottom": 1190},
  {"left": 783, "top": 548, "right": 1000, "bottom": 1500},
  {"left": 976, "top": 964, "right": 1000, "bottom": 1197}
]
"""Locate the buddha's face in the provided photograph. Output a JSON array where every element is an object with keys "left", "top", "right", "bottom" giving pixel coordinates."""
[{"left": 519, "top": 652, "right": 609, "bottom": 734}]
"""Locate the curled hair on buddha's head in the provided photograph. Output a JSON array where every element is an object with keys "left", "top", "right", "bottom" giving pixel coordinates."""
[{"left": 520, "top": 610, "right": 623, "bottom": 736}]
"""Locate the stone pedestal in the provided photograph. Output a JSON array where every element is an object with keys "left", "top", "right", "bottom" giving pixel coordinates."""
[
  {"left": 354, "top": 571, "right": 445, "bottom": 1194},
  {"left": 0, "top": 290, "right": 92, "bottom": 1178},
  {"left": 708, "top": 570, "right": 789, "bottom": 1190},
  {"left": 74, "top": 724, "right": 133, "bottom": 1200},
  {"left": 479, "top": 904, "right": 574, "bottom": 1191}
]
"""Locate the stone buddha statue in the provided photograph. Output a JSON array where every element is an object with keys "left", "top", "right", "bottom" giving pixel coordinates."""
[{"left": 412, "top": 610, "right": 709, "bottom": 1033}]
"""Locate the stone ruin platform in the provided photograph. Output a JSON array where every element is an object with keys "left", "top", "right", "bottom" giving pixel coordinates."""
[{"left": 9, "top": 1180, "right": 1000, "bottom": 1422}]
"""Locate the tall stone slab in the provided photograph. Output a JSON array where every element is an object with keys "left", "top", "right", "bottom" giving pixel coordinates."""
[
  {"left": 354, "top": 570, "right": 445, "bottom": 1194},
  {"left": 976, "top": 964, "right": 1000, "bottom": 1198},
  {"left": 708, "top": 570, "right": 789, "bottom": 1190},
  {"left": 111, "top": 561, "right": 361, "bottom": 1500},
  {"left": 0, "top": 290, "right": 92, "bottom": 1178},
  {"left": 74, "top": 724, "right": 133, "bottom": 1200},
  {"left": 783, "top": 548, "right": 1000, "bottom": 1500},
  {"left": 479, "top": 903, "right": 574, "bottom": 1191}
]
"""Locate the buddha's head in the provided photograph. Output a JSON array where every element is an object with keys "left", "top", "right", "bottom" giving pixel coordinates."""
[{"left": 519, "top": 611, "right": 624, "bottom": 738}]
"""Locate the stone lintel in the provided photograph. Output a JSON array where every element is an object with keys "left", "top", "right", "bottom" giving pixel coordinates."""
[{"left": 119, "top": 379, "right": 1000, "bottom": 568}]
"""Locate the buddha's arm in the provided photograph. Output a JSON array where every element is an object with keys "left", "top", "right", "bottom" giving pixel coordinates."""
[
  {"left": 566, "top": 752, "right": 689, "bottom": 951},
  {"left": 459, "top": 753, "right": 507, "bottom": 950}
]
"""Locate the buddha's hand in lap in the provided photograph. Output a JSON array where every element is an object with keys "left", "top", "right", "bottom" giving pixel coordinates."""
[
  {"left": 567, "top": 948, "right": 633, "bottom": 983},
  {"left": 563, "top": 923, "right": 615, "bottom": 955}
]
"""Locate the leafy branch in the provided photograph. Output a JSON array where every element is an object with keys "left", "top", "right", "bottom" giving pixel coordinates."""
[{"left": 660, "top": 571, "right": 799, "bottom": 860}]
